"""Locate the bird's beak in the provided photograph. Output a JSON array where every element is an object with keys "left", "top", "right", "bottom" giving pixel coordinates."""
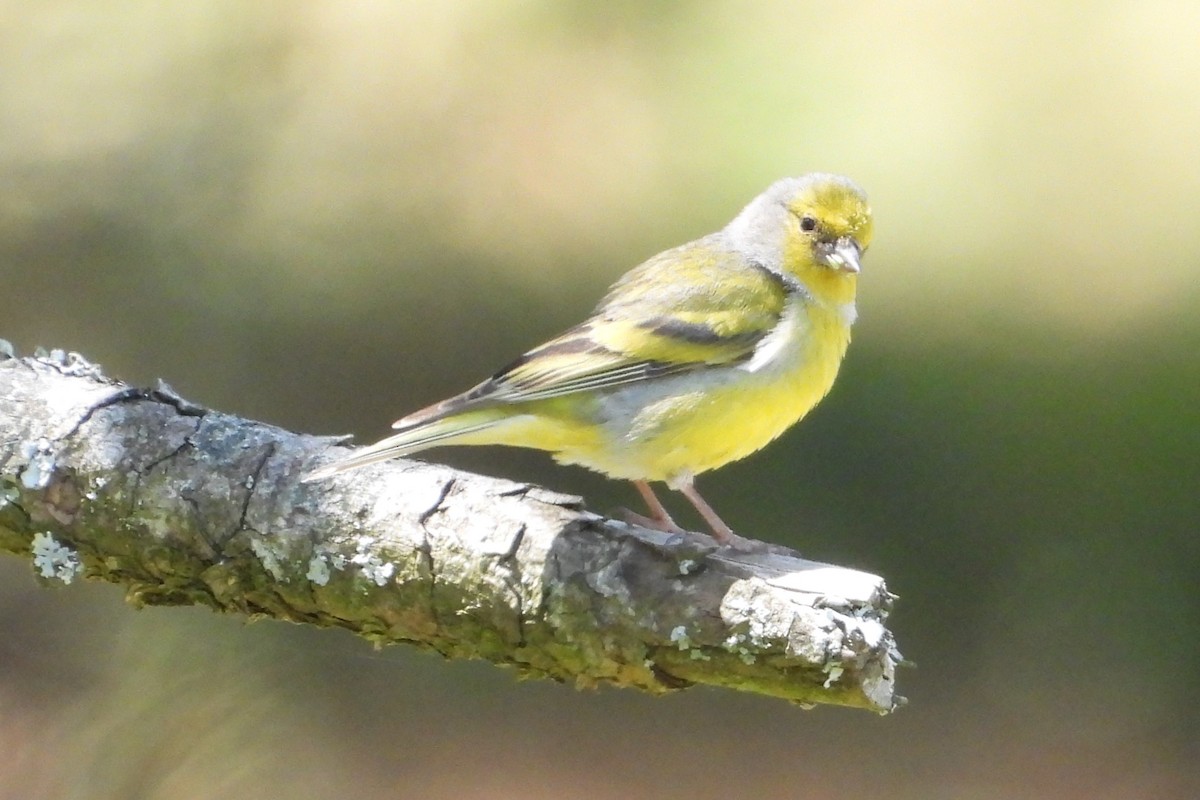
[{"left": 819, "top": 237, "right": 863, "bottom": 274}]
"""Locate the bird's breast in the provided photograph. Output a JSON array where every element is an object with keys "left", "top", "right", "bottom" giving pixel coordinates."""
[{"left": 559, "top": 295, "right": 854, "bottom": 481}]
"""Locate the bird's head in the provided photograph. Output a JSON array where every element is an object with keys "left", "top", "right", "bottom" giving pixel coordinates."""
[{"left": 726, "top": 174, "right": 872, "bottom": 307}]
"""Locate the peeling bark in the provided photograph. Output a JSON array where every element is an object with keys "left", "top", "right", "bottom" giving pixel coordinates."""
[{"left": 0, "top": 348, "right": 903, "bottom": 712}]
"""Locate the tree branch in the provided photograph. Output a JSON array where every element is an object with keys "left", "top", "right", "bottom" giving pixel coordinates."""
[{"left": 0, "top": 347, "right": 902, "bottom": 712}]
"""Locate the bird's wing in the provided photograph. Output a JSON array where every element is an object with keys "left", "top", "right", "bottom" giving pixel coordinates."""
[{"left": 394, "top": 241, "right": 787, "bottom": 426}]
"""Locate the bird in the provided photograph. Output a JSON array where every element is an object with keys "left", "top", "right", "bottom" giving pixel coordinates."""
[{"left": 304, "top": 174, "right": 873, "bottom": 545}]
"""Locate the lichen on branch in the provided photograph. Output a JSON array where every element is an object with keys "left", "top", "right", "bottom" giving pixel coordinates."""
[{"left": 0, "top": 347, "right": 902, "bottom": 712}]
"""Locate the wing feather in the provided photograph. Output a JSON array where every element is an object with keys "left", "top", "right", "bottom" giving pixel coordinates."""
[{"left": 394, "top": 239, "right": 787, "bottom": 428}]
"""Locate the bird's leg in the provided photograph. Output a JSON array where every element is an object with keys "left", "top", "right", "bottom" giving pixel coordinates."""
[
  {"left": 621, "top": 480, "right": 687, "bottom": 534},
  {"left": 675, "top": 478, "right": 734, "bottom": 545}
]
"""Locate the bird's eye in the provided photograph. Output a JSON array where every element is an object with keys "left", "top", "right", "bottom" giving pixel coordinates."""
[{"left": 799, "top": 215, "right": 817, "bottom": 232}]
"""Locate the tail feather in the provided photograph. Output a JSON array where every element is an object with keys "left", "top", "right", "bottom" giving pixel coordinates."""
[{"left": 302, "top": 414, "right": 500, "bottom": 482}]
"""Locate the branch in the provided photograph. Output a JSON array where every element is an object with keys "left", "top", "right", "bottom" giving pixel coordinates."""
[{"left": 0, "top": 347, "right": 902, "bottom": 712}]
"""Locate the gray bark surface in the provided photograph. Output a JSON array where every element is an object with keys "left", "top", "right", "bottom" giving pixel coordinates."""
[{"left": 0, "top": 348, "right": 902, "bottom": 711}]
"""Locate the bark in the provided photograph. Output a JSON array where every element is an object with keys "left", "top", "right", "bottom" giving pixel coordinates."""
[{"left": 0, "top": 347, "right": 902, "bottom": 712}]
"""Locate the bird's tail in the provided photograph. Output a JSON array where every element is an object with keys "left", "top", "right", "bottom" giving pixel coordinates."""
[{"left": 301, "top": 409, "right": 505, "bottom": 482}]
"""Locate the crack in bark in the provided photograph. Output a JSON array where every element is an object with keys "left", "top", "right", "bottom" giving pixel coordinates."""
[
  {"left": 124, "top": 416, "right": 205, "bottom": 518},
  {"left": 179, "top": 493, "right": 204, "bottom": 547},
  {"left": 415, "top": 534, "right": 439, "bottom": 633},
  {"left": 60, "top": 386, "right": 146, "bottom": 441},
  {"left": 60, "top": 382, "right": 208, "bottom": 443},
  {"left": 235, "top": 443, "right": 276, "bottom": 534},
  {"left": 145, "top": 381, "right": 209, "bottom": 417},
  {"left": 414, "top": 478, "right": 455, "bottom": 634},
  {"left": 418, "top": 478, "right": 456, "bottom": 524},
  {"left": 140, "top": 420, "right": 202, "bottom": 474},
  {"left": 422, "top": 544, "right": 440, "bottom": 634},
  {"left": 497, "top": 483, "right": 532, "bottom": 500},
  {"left": 498, "top": 523, "right": 528, "bottom": 646},
  {"left": 498, "top": 523, "right": 526, "bottom": 563}
]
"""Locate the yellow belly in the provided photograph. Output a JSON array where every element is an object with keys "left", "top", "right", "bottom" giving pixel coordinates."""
[{"left": 529, "top": 299, "right": 853, "bottom": 483}]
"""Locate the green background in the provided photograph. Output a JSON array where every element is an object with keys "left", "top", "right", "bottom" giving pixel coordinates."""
[{"left": 2, "top": 2, "right": 1197, "bottom": 798}]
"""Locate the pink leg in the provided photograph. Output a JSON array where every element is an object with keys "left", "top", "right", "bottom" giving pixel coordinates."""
[
  {"left": 676, "top": 478, "right": 734, "bottom": 545},
  {"left": 624, "top": 480, "right": 687, "bottom": 534}
]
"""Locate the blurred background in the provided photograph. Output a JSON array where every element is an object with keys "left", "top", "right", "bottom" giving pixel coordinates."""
[{"left": 2, "top": 1, "right": 1198, "bottom": 798}]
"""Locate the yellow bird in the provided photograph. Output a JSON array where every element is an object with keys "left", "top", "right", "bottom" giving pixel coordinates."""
[{"left": 305, "top": 174, "right": 873, "bottom": 545}]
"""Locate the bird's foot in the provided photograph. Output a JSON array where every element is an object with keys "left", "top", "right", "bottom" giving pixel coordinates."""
[
  {"left": 618, "top": 507, "right": 688, "bottom": 536},
  {"left": 715, "top": 530, "right": 761, "bottom": 551},
  {"left": 617, "top": 507, "right": 761, "bottom": 550}
]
